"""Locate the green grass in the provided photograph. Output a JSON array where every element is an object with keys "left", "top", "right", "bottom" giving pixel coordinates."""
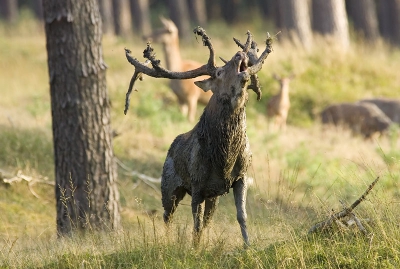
[{"left": 1, "top": 14, "right": 400, "bottom": 268}]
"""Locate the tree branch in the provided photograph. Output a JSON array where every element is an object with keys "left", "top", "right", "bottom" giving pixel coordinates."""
[{"left": 308, "top": 177, "right": 380, "bottom": 234}]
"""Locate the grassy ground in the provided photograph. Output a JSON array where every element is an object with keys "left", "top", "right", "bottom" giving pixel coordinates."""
[{"left": 1, "top": 14, "right": 400, "bottom": 268}]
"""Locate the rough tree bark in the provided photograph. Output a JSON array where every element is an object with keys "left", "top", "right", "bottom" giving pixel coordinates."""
[
  {"left": 0, "top": 0, "right": 18, "bottom": 23},
  {"left": 167, "top": 0, "right": 190, "bottom": 39},
  {"left": 42, "top": 0, "right": 120, "bottom": 235},
  {"left": 312, "top": 0, "right": 350, "bottom": 50},
  {"left": 346, "top": 0, "right": 379, "bottom": 42},
  {"left": 277, "top": 0, "right": 313, "bottom": 49},
  {"left": 129, "top": 0, "right": 151, "bottom": 36}
]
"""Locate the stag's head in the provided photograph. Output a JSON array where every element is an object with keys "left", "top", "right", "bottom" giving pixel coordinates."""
[
  {"left": 195, "top": 51, "right": 251, "bottom": 109},
  {"left": 124, "top": 27, "right": 273, "bottom": 115}
]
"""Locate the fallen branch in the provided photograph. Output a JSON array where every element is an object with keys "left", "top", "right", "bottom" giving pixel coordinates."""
[
  {"left": 1, "top": 169, "right": 54, "bottom": 199},
  {"left": 115, "top": 158, "right": 161, "bottom": 197},
  {"left": 308, "top": 177, "right": 380, "bottom": 235}
]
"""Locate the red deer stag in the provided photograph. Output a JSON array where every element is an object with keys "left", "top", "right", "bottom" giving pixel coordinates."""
[
  {"left": 266, "top": 74, "right": 295, "bottom": 131},
  {"left": 124, "top": 28, "right": 273, "bottom": 247},
  {"left": 145, "top": 17, "right": 212, "bottom": 122}
]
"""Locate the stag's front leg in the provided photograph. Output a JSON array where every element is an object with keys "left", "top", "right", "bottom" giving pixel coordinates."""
[
  {"left": 191, "top": 191, "right": 205, "bottom": 247},
  {"left": 233, "top": 178, "right": 249, "bottom": 247}
]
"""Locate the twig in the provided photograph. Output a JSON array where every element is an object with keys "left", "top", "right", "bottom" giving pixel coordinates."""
[{"left": 308, "top": 177, "right": 380, "bottom": 234}]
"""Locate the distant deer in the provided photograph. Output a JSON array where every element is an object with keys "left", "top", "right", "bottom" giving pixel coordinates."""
[
  {"left": 124, "top": 28, "right": 273, "bottom": 247},
  {"left": 144, "top": 17, "right": 212, "bottom": 122},
  {"left": 359, "top": 98, "right": 400, "bottom": 125},
  {"left": 320, "top": 102, "right": 392, "bottom": 139},
  {"left": 266, "top": 74, "right": 295, "bottom": 131}
]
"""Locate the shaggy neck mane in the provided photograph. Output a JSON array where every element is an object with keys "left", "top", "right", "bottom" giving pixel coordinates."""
[{"left": 197, "top": 95, "right": 247, "bottom": 179}]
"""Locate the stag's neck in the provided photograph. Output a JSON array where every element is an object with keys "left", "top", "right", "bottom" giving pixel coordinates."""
[
  {"left": 198, "top": 96, "right": 247, "bottom": 153},
  {"left": 162, "top": 39, "right": 183, "bottom": 72}
]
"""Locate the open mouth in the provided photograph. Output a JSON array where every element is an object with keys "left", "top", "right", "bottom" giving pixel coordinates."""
[{"left": 238, "top": 59, "right": 248, "bottom": 73}]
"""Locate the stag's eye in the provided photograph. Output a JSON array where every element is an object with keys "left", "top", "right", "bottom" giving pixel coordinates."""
[{"left": 217, "top": 70, "right": 222, "bottom": 77}]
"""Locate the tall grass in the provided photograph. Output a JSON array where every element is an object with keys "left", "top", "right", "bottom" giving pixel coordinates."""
[{"left": 1, "top": 14, "right": 400, "bottom": 268}]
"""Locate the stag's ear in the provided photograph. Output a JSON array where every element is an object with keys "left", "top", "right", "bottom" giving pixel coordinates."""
[{"left": 194, "top": 78, "right": 214, "bottom": 92}]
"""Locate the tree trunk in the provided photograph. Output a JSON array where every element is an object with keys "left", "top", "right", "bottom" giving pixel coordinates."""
[
  {"left": 98, "top": 0, "right": 115, "bottom": 35},
  {"left": 220, "top": 0, "right": 239, "bottom": 24},
  {"left": 42, "top": 0, "right": 120, "bottom": 236},
  {"left": 346, "top": 0, "right": 379, "bottom": 42},
  {"left": 112, "top": 0, "right": 132, "bottom": 36},
  {"left": 277, "top": 0, "right": 313, "bottom": 49},
  {"left": 187, "top": 0, "right": 207, "bottom": 26},
  {"left": 0, "top": 0, "right": 18, "bottom": 23},
  {"left": 377, "top": 0, "right": 400, "bottom": 46},
  {"left": 168, "top": 0, "right": 190, "bottom": 39},
  {"left": 129, "top": 0, "right": 151, "bottom": 36},
  {"left": 205, "top": 0, "right": 220, "bottom": 21},
  {"left": 312, "top": 0, "right": 350, "bottom": 50}
]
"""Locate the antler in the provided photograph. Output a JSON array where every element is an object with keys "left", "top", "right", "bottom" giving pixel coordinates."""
[
  {"left": 124, "top": 27, "right": 217, "bottom": 115},
  {"left": 233, "top": 31, "right": 273, "bottom": 101}
]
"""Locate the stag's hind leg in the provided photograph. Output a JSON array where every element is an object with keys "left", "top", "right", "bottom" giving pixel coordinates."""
[{"left": 162, "top": 186, "right": 186, "bottom": 224}]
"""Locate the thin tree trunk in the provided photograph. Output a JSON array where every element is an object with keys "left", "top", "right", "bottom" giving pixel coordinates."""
[
  {"left": 187, "top": 0, "right": 207, "bottom": 26},
  {"left": 346, "top": 0, "right": 379, "bottom": 42},
  {"left": 168, "top": 0, "right": 190, "bottom": 39},
  {"left": 31, "top": 0, "right": 43, "bottom": 20},
  {"left": 377, "top": 0, "right": 400, "bottom": 46},
  {"left": 112, "top": 0, "right": 132, "bottom": 36},
  {"left": 42, "top": 0, "right": 120, "bottom": 235},
  {"left": 98, "top": 0, "right": 115, "bottom": 35},
  {"left": 220, "top": 0, "right": 239, "bottom": 24},
  {"left": 312, "top": 0, "right": 350, "bottom": 50},
  {"left": 0, "top": 0, "right": 18, "bottom": 23},
  {"left": 205, "top": 0, "right": 220, "bottom": 21},
  {"left": 277, "top": 0, "right": 313, "bottom": 49},
  {"left": 130, "top": 0, "right": 151, "bottom": 36}
]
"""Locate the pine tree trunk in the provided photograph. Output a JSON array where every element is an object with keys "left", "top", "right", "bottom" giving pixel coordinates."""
[
  {"left": 377, "top": 0, "right": 400, "bottom": 46},
  {"left": 98, "top": 0, "right": 115, "bottom": 35},
  {"left": 130, "top": 0, "right": 151, "bottom": 36},
  {"left": 42, "top": 0, "right": 120, "bottom": 236},
  {"left": 168, "top": 0, "right": 190, "bottom": 39},
  {"left": 312, "top": 0, "right": 350, "bottom": 50},
  {"left": 0, "top": 0, "right": 18, "bottom": 23},
  {"left": 346, "top": 0, "right": 379, "bottom": 42},
  {"left": 187, "top": 0, "right": 207, "bottom": 26},
  {"left": 112, "top": 0, "right": 132, "bottom": 36},
  {"left": 220, "top": 0, "right": 239, "bottom": 24},
  {"left": 277, "top": 0, "right": 313, "bottom": 49}
]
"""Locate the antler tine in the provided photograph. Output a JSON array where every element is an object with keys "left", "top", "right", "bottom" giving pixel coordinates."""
[
  {"left": 248, "top": 32, "right": 273, "bottom": 76},
  {"left": 247, "top": 74, "right": 262, "bottom": 101},
  {"left": 233, "top": 31, "right": 253, "bottom": 53},
  {"left": 193, "top": 26, "right": 217, "bottom": 72}
]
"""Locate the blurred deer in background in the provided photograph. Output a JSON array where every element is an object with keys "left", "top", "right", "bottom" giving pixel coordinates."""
[
  {"left": 124, "top": 28, "right": 273, "bottom": 247},
  {"left": 266, "top": 74, "right": 295, "bottom": 131},
  {"left": 144, "top": 17, "right": 212, "bottom": 122}
]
